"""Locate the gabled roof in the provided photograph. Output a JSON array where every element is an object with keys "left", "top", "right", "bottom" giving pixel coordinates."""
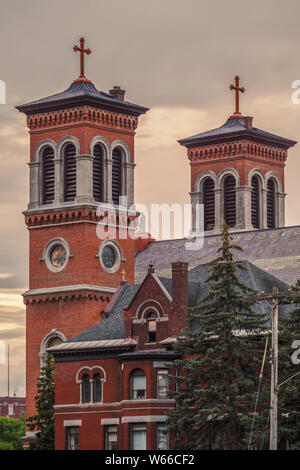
[
  {"left": 64, "top": 260, "right": 291, "bottom": 347},
  {"left": 16, "top": 80, "right": 149, "bottom": 116},
  {"left": 178, "top": 117, "right": 297, "bottom": 148}
]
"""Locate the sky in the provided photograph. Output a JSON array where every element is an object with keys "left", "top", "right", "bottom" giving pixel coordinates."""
[{"left": 1, "top": 0, "right": 300, "bottom": 397}]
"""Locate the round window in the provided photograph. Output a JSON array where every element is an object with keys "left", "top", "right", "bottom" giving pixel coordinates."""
[
  {"left": 101, "top": 245, "right": 116, "bottom": 269},
  {"left": 50, "top": 244, "right": 67, "bottom": 268}
]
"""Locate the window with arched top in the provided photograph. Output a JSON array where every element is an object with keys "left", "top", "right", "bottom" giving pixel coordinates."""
[
  {"left": 203, "top": 177, "right": 215, "bottom": 231},
  {"left": 64, "top": 143, "right": 77, "bottom": 202},
  {"left": 42, "top": 146, "right": 55, "bottom": 205},
  {"left": 130, "top": 369, "right": 146, "bottom": 399},
  {"left": 93, "top": 144, "right": 104, "bottom": 202},
  {"left": 82, "top": 374, "right": 91, "bottom": 403},
  {"left": 93, "top": 373, "right": 102, "bottom": 403},
  {"left": 223, "top": 175, "right": 236, "bottom": 227},
  {"left": 267, "top": 179, "right": 276, "bottom": 228},
  {"left": 112, "top": 148, "right": 122, "bottom": 205},
  {"left": 146, "top": 312, "right": 157, "bottom": 343},
  {"left": 251, "top": 175, "right": 260, "bottom": 229}
]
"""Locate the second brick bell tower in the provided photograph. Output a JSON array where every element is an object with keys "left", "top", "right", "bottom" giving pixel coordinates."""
[
  {"left": 179, "top": 76, "right": 297, "bottom": 234},
  {"left": 16, "top": 38, "right": 148, "bottom": 431}
]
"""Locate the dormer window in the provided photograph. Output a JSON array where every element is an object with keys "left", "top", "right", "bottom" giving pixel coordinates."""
[{"left": 146, "top": 312, "right": 157, "bottom": 343}]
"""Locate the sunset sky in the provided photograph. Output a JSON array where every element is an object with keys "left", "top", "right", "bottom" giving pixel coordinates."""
[{"left": 1, "top": 0, "right": 300, "bottom": 396}]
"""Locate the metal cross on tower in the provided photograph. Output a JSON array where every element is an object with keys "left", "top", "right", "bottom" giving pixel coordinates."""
[
  {"left": 229, "top": 75, "right": 245, "bottom": 117},
  {"left": 73, "top": 37, "right": 91, "bottom": 82}
]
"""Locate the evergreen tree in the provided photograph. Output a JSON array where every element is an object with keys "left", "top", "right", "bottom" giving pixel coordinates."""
[
  {"left": 27, "top": 354, "right": 55, "bottom": 450},
  {"left": 278, "top": 281, "right": 300, "bottom": 449},
  {"left": 167, "top": 222, "right": 268, "bottom": 450}
]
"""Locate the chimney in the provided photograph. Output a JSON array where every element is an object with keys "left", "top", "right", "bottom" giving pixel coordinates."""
[
  {"left": 109, "top": 85, "right": 125, "bottom": 100},
  {"left": 244, "top": 116, "right": 253, "bottom": 128},
  {"left": 172, "top": 261, "right": 188, "bottom": 309}
]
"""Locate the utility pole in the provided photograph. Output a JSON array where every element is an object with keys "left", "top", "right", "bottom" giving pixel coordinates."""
[
  {"left": 270, "top": 287, "right": 278, "bottom": 450},
  {"left": 244, "top": 288, "right": 298, "bottom": 451},
  {"left": 7, "top": 343, "right": 9, "bottom": 398}
]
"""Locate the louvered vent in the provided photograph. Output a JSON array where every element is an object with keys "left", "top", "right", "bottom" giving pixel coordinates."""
[
  {"left": 203, "top": 178, "right": 215, "bottom": 230},
  {"left": 224, "top": 175, "right": 236, "bottom": 227},
  {"left": 42, "top": 146, "right": 55, "bottom": 204},
  {"left": 112, "top": 148, "right": 122, "bottom": 205},
  {"left": 64, "top": 144, "right": 76, "bottom": 202},
  {"left": 251, "top": 175, "right": 260, "bottom": 229},
  {"left": 267, "top": 179, "right": 275, "bottom": 228},
  {"left": 93, "top": 144, "right": 104, "bottom": 202}
]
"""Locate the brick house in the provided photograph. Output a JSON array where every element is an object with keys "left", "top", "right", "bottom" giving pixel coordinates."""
[
  {"left": 0, "top": 396, "right": 25, "bottom": 420},
  {"left": 16, "top": 41, "right": 299, "bottom": 449}
]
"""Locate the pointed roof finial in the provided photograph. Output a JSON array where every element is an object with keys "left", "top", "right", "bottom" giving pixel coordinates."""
[
  {"left": 229, "top": 75, "right": 245, "bottom": 118},
  {"left": 73, "top": 37, "right": 91, "bottom": 83},
  {"left": 148, "top": 261, "right": 155, "bottom": 273}
]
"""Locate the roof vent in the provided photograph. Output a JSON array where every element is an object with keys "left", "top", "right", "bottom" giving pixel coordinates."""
[
  {"left": 109, "top": 85, "right": 125, "bottom": 100},
  {"left": 244, "top": 116, "right": 253, "bottom": 128}
]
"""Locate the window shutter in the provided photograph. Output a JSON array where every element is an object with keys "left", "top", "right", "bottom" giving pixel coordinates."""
[
  {"left": 42, "top": 146, "right": 55, "bottom": 204},
  {"left": 224, "top": 175, "right": 236, "bottom": 227},
  {"left": 267, "top": 179, "right": 275, "bottom": 228},
  {"left": 203, "top": 177, "right": 215, "bottom": 230},
  {"left": 112, "top": 148, "right": 122, "bottom": 205},
  {"left": 93, "top": 144, "right": 104, "bottom": 202},
  {"left": 251, "top": 175, "right": 260, "bottom": 228},
  {"left": 64, "top": 143, "right": 76, "bottom": 202}
]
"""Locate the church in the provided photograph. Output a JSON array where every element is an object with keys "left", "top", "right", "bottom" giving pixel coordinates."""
[{"left": 17, "top": 38, "right": 299, "bottom": 450}]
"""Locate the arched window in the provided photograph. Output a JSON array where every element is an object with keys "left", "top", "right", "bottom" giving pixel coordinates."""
[
  {"left": 267, "top": 179, "right": 275, "bottom": 228},
  {"left": 82, "top": 374, "right": 91, "bottom": 403},
  {"left": 112, "top": 148, "right": 122, "bottom": 205},
  {"left": 93, "top": 373, "right": 102, "bottom": 403},
  {"left": 130, "top": 369, "right": 146, "bottom": 399},
  {"left": 203, "top": 177, "right": 215, "bottom": 231},
  {"left": 64, "top": 143, "right": 76, "bottom": 202},
  {"left": 223, "top": 175, "right": 236, "bottom": 227},
  {"left": 42, "top": 146, "right": 55, "bottom": 205},
  {"left": 93, "top": 144, "right": 104, "bottom": 202},
  {"left": 251, "top": 175, "right": 260, "bottom": 229},
  {"left": 146, "top": 312, "right": 157, "bottom": 343}
]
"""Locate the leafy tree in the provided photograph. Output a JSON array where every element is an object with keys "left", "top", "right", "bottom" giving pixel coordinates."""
[
  {"left": 278, "top": 281, "right": 300, "bottom": 449},
  {"left": 167, "top": 222, "right": 268, "bottom": 450},
  {"left": 27, "top": 354, "right": 55, "bottom": 450},
  {"left": 0, "top": 416, "right": 25, "bottom": 450}
]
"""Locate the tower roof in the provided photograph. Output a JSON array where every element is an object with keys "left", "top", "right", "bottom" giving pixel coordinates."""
[
  {"left": 178, "top": 116, "right": 297, "bottom": 149},
  {"left": 16, "top": 79, "right": 149, "bottom": 116}
]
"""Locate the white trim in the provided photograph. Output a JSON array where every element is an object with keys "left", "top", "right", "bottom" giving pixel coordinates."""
[
  {"left": 57, "top": 135, "right": 81, "bottom": 156},
  {"left": 63, "top": 420, "right": 82, "bottom": 427},
  {"left": 135, "top": 299, "right": 165, "bottom": 319},
  {"left": 98, "top": 239, "right": 123, "bottom": 274},
  {"left": 76, "top": 365, "right": 107, "bottom": 383},
  {"left": 53, "top": 399, "right": 174, "bottom": 410},
  {"left": 101, "top": 418, "right": 120, "bottom": 425},
  {"left": 122, "top": 415, "right": 167, "bottom": 424},
  {"left": 42, "top": 237, "right": 71, "bottom": 273},
  {"left": 23, "top": 284, "right": 117, "bottom": 297}
]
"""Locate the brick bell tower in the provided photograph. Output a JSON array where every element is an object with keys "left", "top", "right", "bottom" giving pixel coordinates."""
[
  {"left": 16, "top": 38, "right": 148, "bottom": 433},
  {"left": 179, "top": 76, "right": 297, "bottom": 234}
]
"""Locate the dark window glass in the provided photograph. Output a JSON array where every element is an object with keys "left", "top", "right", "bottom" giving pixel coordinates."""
[
  {"left": 101, "top": 245, "right": 116, "bottom": 269},
  {"left": 146, "top": 312, "right": 156, "bottom": 343},
  {"left": 82, "top": 374, "right": 91, "bottom": 403},
  {"left": 93, "top": 373, "right": 102, "bottom": 403}
]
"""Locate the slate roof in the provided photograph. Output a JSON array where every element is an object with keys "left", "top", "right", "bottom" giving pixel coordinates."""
[
  {"left": 135, "top": 225, "right": 300, "bottom": 286},
  {"left": 66, "top": 260, "right": 290, "bottom": 345},
  {"left": 178, "top": 117, "right": 296, "bottom": 148},
  {"left": 16, "top": 80, "right": 149, "bottom": 116}
]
